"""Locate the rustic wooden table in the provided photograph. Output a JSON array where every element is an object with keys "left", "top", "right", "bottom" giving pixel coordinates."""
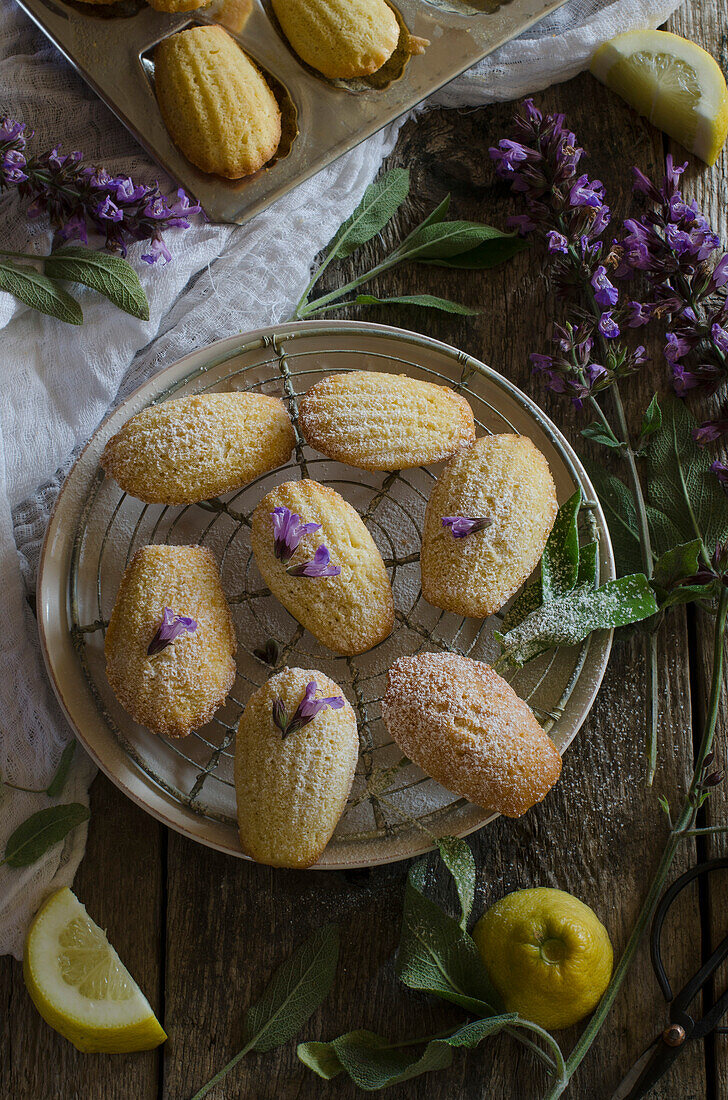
[{"left": 3, "top": 3, "right": 728, "bottom": 1097}]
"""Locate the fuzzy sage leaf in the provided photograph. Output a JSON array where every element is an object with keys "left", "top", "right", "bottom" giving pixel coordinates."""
[
  {"left": 2, "top": 803, "right": 89, "bottom": 868},
  {"left": 354, "top": 293, "right": 479, "bottom": 315},
  {"left": 437, "top": 835, "right": 476, "bottom": 930},
  {"left": 45, "top": 246, "right": 150, "bottom": 320},
  {"left": 298, "top": 1015, "right": 519, "bottom": 1090},
  {"left": 541, "top": 489, "right": 581, "bottom": 600},
  {"left": 189, "top": 923, "right": 339, "bottom": 1099},
  {"left": 327, "top": 168, "right": 409, "bottom": 259},
  {"left": 395, "top": 863, "right": 502, "bottom": 1014},
  {"left": 0, "top": 260, "right": 83, "bottom": 325}
]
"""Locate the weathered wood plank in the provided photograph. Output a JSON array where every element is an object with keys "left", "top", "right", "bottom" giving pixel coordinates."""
[
  {"left": 0, "top": 773, "right": 163, "bottom": 1100},
  {"left": 666, "top": 1, "right": 728, "bottom": 1097},
  {"left": 160, "top": 80, "right": 705, "bottom": 1100}
]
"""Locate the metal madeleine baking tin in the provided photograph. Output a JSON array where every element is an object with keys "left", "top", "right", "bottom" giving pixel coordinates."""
[
  {"left": 37, "top": 322, "right": 614, "bottom": 868},
  {"left": 13, "top": 0, "right": 568, "bottom": 224}
]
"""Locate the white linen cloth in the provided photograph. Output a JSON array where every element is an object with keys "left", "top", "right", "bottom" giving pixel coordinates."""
[{"left": 0, "top": 0, "right": 681, "bottom": 958}]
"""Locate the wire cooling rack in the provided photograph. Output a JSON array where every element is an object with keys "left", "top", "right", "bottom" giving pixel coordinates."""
[{"left": 38, "top": 322, "right": 614, "bottom": 868}]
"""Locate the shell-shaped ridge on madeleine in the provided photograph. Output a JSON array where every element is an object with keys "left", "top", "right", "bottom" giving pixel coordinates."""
[
  {"left": 298, "top": 370, "right": 475, "bottom": 471},
  {"left": 101, "top": 392, "right": 295, "bottom": 505}
]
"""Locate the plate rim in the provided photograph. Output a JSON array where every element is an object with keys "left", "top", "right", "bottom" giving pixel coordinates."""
[{"left": 37, "top": 319, "right": 615, "bottom": 869}]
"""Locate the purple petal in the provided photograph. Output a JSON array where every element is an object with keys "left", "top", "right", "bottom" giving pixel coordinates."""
[
  {"left": 147, "top": 607, "right": 197, "bottom": 655},
  {"left": 442, "top": 515, "right": 493, "bottom": 538},
  {"left": 287, "top": 544, "right": 341, "bottom": 578}
]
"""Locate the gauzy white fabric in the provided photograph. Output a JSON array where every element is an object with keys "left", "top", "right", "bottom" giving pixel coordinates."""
[{"left": 0, "top": 0, "right": 680, "bottom": 958}]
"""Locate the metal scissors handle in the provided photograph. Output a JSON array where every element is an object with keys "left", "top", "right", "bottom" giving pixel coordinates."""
[{"left": 611, "top": 858, "right": 728, "bottom": 1100}]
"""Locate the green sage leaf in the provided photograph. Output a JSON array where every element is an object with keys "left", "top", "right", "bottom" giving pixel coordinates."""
[
  {"left": 3, "top": 803, "right": 89, "bottom": 868},
  {"left": 395, "top": 863, "right": 502, "bottom": 1014},
  {"left": 298, "top": 1015, "right": 518, "bottom": 1090},
  {"left": 437, "top": 836, "right": 475, "bottom": 929},
  {"left": 327, "top": 169, "right": 410, "bottom": 259},
  {"left": 646, "top": 396, "right": 728, "bottom": 556},
  {"left": 500, "top": 578, "right": 543, "bottom": 632},
  {"left": 541, "top": 490, "right": 581, "bottom": 600},
  {"left": 45, "top": 741, "right": 77, "bottom": 797},
  {"left": 0, "top": 260, "right": 82, "bottom": 325},
  {"left": 639, "top": 394, "right": 662, "bottom": 442},
  {"left": 401, "top": 221, "right": 518, "bottom": 263},
  {"left": 402, "top": 194, "right": 451, "bottom": 238},
  {"left": 583, "top": 463, "right": 645, "bottom": 577},
  {"left": 652, "top": 540, "right": 702, "bottom": 593},
  {"left": 244, "top": 923, "right": 339, "bottom": 1052},
  {"left": 418, "top": 234, "right": 529, "bottom": 270},
  {"left": 581, "top": 422, "right": 622, "bottom": 449},
  {"left": 45, "top": 246, "right": 149, "bottom": 320},
  {"left": 497, "top": 575, "right": 658, "bottom": 667},
  {"left": 354, "top": 293, "right": 479, "bottom": 315}
]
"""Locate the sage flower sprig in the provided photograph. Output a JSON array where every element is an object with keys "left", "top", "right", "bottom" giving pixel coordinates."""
[
  {"left": 147, "top": 608, "right": 197, "bottom": 656},
  {"left": 0, "top": 115, "right": 201, "bottom": 324},
  {"left": 272, "top": 681, "right": 344, "bottom": 739},
  {"left": 441, "top": 515, "right": 493, "bottom": 538}
]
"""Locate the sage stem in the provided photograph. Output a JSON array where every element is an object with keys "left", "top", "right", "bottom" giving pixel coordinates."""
[{"left": 543, "top": 587, "right": 728, "bottom": 1100}]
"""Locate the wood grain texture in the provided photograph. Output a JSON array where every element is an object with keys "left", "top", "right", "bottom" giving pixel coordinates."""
[{"left": 4, "top": 7, "right": 728, "bottom": 1097}]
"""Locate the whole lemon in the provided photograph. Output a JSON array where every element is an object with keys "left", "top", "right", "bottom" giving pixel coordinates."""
[{"left": 472, "top": 887, "right": 613, "bottom": 1030}]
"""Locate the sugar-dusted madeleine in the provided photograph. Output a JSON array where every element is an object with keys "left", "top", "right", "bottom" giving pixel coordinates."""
[
  {"left": 154, "top": 26, "right": 281, "bottom": 179},
  {"left": 235, "top": 667, "right": 358, "bottom": 867},
  {"left": 382, "top": 653, "right": 562, "bottom": 817},
  {"left": 251, "top": 479, "right": 394, "bottom": 655},
  {"left": 272, "top": 0, "right": 421, "bottom": 79},
  {"left": 298, "top": 371, "right": 475, "bottom": 471},
  {"left": 105, "top": 545, "right": 236, "bottom": 739},
  {"left": 101, "top": 392, "right": 294, "bottom": 505},
  {"left": 421, "top": 434, "right": 558, "bottom": 618}
]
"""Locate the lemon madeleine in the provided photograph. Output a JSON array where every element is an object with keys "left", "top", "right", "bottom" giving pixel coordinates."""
[{"left": 235, "top": 668, "right": 358, "bottom": 867}]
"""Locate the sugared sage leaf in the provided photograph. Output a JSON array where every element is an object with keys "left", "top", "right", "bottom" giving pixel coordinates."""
[
  {"left": 2, "top": 803, "right": 89, "bottom": 867},
  {"left": 437, "top": 835, "right": 475, "bottom": 930},
  {"left": 541, "top": 489, "right": 581, "bottom": 600}
]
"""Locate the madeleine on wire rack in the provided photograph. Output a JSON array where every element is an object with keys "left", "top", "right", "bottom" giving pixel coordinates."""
[
  {"left": 298, "top": 370, "right": 475, "bottom": 470},
  {"left": 105, "top": 545, "right": 236, "bottom": 739},
  {"left": 251, "top": 479, "right": 394, "bottom": 655},
  {"left": 420, "top": 433, "right": 558, "bottom": 618},
  {"left": 100, "top": 392, "right": 294, "bottom": 505},
  {"left": 235, "top": 667, "right": 358, "bottom": 867},
  {"left": 381, "top": 652, "right": 562, "bottom": 818}
]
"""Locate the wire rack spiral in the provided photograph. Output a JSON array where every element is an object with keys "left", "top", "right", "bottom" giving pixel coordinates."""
[{"left": 48, "top": 322, "right": 612, "bottom": 868}]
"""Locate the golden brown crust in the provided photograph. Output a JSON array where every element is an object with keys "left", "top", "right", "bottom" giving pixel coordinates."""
[
  {"left": 147, "top": 0, "right": 209, "bottom": 10},
  {"left": 381, "top": 652, "right": 562, "bottom": 817},
  {"left": 235, "top": 667, "right": 358, "bottom": 867},
  {"left": 105, "top": 545, "right": 236, "bottom": 738},
  {"left": 154, "top": 25, "right": 281, "bottom": 179},
  {"left": 251, "top": 479, "right": 394, "bottom": 655},
  {"left": 420, "top": 434, "right": 558, "bottom": 618},
  {"left": 100, "top": 392, "right": 294, "bottom": 505},
  {"left": 298, "top": 370, "right": 475, "bottom": 471},
  {"left": 271, "top": 0, "right": 400, "bottom": 79}
]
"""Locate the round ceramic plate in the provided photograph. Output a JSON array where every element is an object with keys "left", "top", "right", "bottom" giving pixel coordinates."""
[{"left": 38, "top": 321, "right": 614, "bottom": 869}]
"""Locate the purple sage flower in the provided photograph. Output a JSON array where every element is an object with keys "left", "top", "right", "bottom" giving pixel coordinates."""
[
  {"left": 591, "top": 266, "right": 618, "bottom": 308},
  {"left": 272, "top": 680, "right": 345, "bottom": 739},
  {"left": 271, "top": 505, "right": 321, "bottom": 563},
  {"left": 147, "top": 607, "right": 197, "bottom": 656},
  {"left": 442, "top": 515, "right": 493, "bottom": 538},
  {"left": 598, "top": 311, "right": 620, "bottom": 339},
  {"left": 693, "top": 418, "right": 728, "bottom": 446},
  {"left": 711, "top": 460, "right": 728, "bottom": 491},
  {"left": 287, "top": 544, "right": 341, "bottom": 578},
  {"left": 546, "top": 230, "right": 568, "bottom": 254}
]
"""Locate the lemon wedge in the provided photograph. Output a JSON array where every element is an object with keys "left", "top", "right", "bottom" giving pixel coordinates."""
[
  {"left": 591, "top": 29, "right": 728, "bottom": 165},
  {"left": 23, "top": 887, "right": 166, "bottom": 1053}
]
